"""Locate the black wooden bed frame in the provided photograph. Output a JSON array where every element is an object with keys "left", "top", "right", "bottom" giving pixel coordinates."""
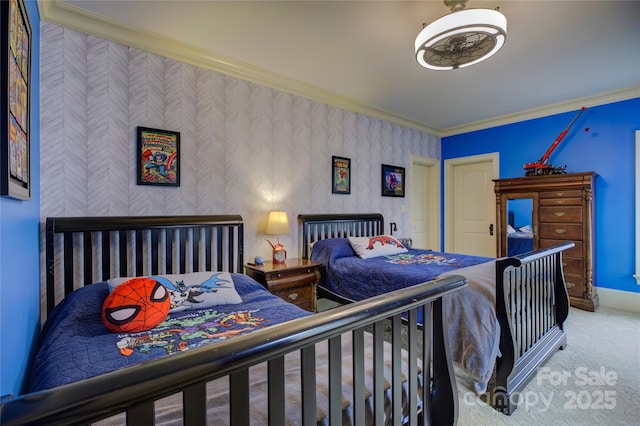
[
  {"left": 298, "top": 213, "right": 573, "bottom": 415},
  {"left": 1, "top": 215, "right": 467, "bottom": 425}
]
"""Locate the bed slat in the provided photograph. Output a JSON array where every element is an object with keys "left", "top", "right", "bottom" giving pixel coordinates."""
[
  {"left": 301, "top": 345, "right": 317, "bottom": 424},
  {"left": 268, "top": 357, "right": 286, "bottom": 425},
  {"left": 183, "top": 382, "right": 206, "bottom": 426},
  {"left": 352, "top": 327, "right": 365, "bottom": 425}
]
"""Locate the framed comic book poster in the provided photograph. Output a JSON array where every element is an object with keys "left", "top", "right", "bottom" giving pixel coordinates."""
[
  {"left": 136, "top": 126, "right": 180, "bottom": 187},
  {"left": 381, "top": 164, "right": 405, "bottom": 197},
  {"left": 332, "top": 156, "right": 350, "bottom": 194},
  {"left": 1, "top": 0, "right": 31, "bottom": 200}
]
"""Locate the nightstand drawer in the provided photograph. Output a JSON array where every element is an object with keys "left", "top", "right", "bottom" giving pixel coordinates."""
[
  {"left": 264, "top": 269, "right": 318, "bottom": 290},
  {"left": 271, "top": 285, "right": 313, "bottom": 309}
]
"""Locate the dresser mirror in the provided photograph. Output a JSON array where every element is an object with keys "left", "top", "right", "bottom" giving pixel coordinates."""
[{"left": 505, "top": 197, "right": 535, "bottom": 256}]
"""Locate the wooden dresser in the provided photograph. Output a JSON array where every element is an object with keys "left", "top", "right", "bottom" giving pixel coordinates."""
[{"left": 494, "top": 172, "right": 598, "bottom": 311}]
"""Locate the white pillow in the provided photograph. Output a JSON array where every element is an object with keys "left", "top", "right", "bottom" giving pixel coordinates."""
[
  {"left": 108, "top": 271, "right": 242, "bottom": 312},
  {"left": 518, "top": 224, "right": 533, "bottom": 233},
  {"left": 348, "top": 235, "right": 408, "bottom": 259},
  {"left": 507, "top": 224, "right": 516, "bottom": 234}
]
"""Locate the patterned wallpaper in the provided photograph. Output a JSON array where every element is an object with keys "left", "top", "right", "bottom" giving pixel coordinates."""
[{"left": 40, "top": 22, "right": 440, "bottom": 261}]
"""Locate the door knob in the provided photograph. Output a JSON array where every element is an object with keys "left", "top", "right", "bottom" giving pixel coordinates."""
[{"left": 489, "top": 224, "right": 494, "bottom": 236}]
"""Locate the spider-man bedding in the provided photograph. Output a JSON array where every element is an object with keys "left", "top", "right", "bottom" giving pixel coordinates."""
[{"left": 27, "top": 273, "right": 309, "bottom": 393}]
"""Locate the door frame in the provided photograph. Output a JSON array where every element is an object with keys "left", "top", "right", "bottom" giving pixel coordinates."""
[
  {"left": 444, "top": 152, "right": 499, "bottom": 253},
  {"left": 409, "top": 155, "right": 440, "bottom": 250}
]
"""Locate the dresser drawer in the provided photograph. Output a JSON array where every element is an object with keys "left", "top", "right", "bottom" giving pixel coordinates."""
[
  {"left": 539, "top": 197, "right": 582, "bottom": 206},
  {"left": 539, "top": 223, "right": 583, "bottom": 241},
  {"left": 539, "top": 238, "right": 583, "bottom": 257},
  {"left": 564, "top": 273, "right": 584, "bottom": 298},
  {"left": 561, "top": 256, "right": 584, "bottom": 276},
  {"left": 539, "top": 189, "right": 583, "bottom": 199},
  {"left": 540, "top": 206, "right": 583, "bottom": 223}
]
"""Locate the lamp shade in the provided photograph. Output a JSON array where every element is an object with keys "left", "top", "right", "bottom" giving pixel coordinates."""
[{"left": 265, "top": 211, "right": 290, "bottom": 235}]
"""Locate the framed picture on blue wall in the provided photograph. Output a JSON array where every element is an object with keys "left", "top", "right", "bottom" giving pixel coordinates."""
[
  {"left": 1, "top": 0, "right": 31, "bottom": 200},
  {"left": 381, "top": 164, "right": 405, "bottom": 197}
]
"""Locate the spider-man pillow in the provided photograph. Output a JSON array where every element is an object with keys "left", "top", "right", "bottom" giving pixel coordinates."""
[
  {"left": 102, "top": 277, "right": 171, "bottom": 333},
  {"left": 348, "top": 235, "right": 408, "bottom": 259},
  {"left": 108, "top": 271, "right": 243, "bottom": 313}
]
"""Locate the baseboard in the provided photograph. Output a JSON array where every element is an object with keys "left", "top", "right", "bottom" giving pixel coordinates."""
[{"left": 597, "top": 287, "right": 640, "bottom": 313}]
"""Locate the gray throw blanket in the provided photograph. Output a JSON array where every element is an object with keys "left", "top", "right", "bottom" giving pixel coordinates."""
[{"left": 440, "top": 260, "right": 501, "bottom": 394}]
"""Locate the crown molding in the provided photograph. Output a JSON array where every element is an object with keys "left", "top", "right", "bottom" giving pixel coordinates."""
[
  {"left": 441, "top": 86, "right": 640, "bottom": 137},
  {"left": 38, "top": 0, "right": 441, "bottom": 137},
  {"left": 39, "top": 1, "right": 637, "bottom": 139}
]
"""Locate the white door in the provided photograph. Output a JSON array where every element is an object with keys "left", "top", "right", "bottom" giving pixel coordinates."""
[
  {"left": 410, "top": 156, "right": 440, "bottom": 250},
  {"left": 444, "top": 153, "right": 498, "bottom": 256}
]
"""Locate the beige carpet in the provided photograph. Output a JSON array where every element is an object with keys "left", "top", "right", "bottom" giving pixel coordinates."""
[
  {"left": 317, "top": 299, "right": 640, "bottom": 425},
  {"left": 457, "top": 306, "right": 640, "bottom": 425}
]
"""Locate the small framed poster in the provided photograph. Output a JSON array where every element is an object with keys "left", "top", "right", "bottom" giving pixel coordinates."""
[
  {"left": 332, "top": 156, "right": 350, "bottom": 194},
  {"left": 137, "top": 126, "right": 180, "bottom": 187},
  {"left": 381, "top": 164, "right": 405, "bottom": 197},
  {"left": 1, "top": 0, "right": 31, "bottom": 200}
]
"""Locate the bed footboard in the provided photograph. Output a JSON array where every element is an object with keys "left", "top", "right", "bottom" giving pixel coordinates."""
[
  {"left": 493, "top": 242, "right": 574, "bottom": 415},
  {"left": 1, "top": 275, "right": 466, "bottom": 426}
]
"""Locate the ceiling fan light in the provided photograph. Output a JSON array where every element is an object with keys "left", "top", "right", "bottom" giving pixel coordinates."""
[{"left": 415, "top": 7, "right": 507, "bottom": 70}]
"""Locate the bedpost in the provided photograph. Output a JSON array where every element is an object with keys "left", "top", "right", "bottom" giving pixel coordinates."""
[
  {"left": 554, "top": 250, "right": 570, "bottom": 334},
  {"left": 45, "top": 218, "right": 56, "bottom": 315},
  {"left": 429, "top": 297, "right": 459, "bottom": 425},
  {"left": 494, "top": 257, "right": 520, "bottom": 415}
]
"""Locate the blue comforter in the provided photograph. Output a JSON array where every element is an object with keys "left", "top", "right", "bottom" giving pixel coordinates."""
[
  {"left": 311, "top": 238, "right": 500, "bottom": 393},
  {"left": 27, "top": 274, "right": 310, "bottom": 393},
  {"left": 311, "top": 238, "right": 491, "bottom": 301}
]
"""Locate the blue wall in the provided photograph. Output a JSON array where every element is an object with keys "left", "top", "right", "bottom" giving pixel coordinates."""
[
  {"left": 0, "top": 0, "right": 40, "bottom": 397},
  {"left": 443, "top": 98, "right": 640, "bottom": 294}
]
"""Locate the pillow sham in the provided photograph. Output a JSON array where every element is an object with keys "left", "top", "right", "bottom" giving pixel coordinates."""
[
  {"left": 108, "top": 271, "right": 242, "bottom": 313},
  {"left": 348, "top": 235, "right": 408, "bottom": 259},
  {"left": 102, "top": 277, "right": 170, "bottom": 333}
]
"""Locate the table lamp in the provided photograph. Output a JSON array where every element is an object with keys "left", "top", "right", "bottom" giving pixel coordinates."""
[{"left": 265, "top": 211, "right": 290, "bottom": 264}]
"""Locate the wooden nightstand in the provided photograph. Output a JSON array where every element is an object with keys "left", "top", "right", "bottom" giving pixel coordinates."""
[{"left": 244, "top": 258, "right": 321, "bottom": 312}]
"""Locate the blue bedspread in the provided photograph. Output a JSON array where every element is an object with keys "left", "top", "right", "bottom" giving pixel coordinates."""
[
  {"left": 27, "top": 274, "right": 310, "bottom": 393},
  {"left": 311, "top": 238, "right": 500, "bottom": 393},
  {"left": 311, "top": 238, "right": 491, "bottom": 302}
]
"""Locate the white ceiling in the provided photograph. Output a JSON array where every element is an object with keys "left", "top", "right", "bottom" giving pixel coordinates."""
[{"left": 42, "top": 0, "right": 640, "bottom": 136}]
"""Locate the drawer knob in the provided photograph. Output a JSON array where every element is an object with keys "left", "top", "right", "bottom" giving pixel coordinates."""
[
  {"left": 565, "top": 281, "right": 575, "bottom": 289},
  {"left": 554, "top": 211, "right": 566, "bottom": 217},
  {"left": 288, "top": 292, "right": 298, "bottom": 301},
  {"left": 555, "top": 228, "right": 567, "bottom": 234}
]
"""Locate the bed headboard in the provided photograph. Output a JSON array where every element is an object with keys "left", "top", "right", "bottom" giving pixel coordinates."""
[
  {"left": 45, "top": 215, "right": 243, "bottom": 316},
  {"left": 298, "top": 213, "right": 383, "bottom": 258}
]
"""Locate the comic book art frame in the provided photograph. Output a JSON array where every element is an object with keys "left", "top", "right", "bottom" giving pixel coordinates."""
[
  {"left": 381, "top": 164, "right": 405, "bottom": 197},
  {"left": 136, "top": 127, "right": 180, "bottom": 187},
  {"left": 332, "top": 156, "right": 350, "bottom": 194},
  {"left": 1, "top": 0, "right": 31, "bottom": 200}
]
